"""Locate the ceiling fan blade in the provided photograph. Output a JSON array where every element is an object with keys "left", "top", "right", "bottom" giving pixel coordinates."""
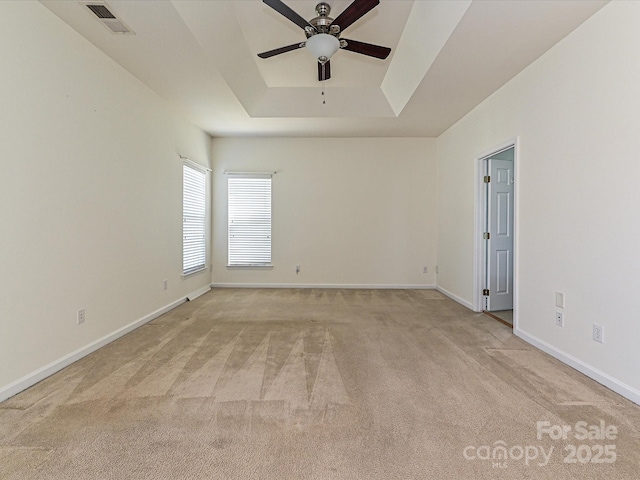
[
  {"left": 332, "top": 0, "right": 379, "bottom": 33},
  {"left": 263, "top": 0, "right": 314, "bottom": 30},
  {"left": 318, "top": 60, "right": 331, "bottom": 81},
  {"left": 257, "top": 42, "right": 305, "bottom": 59},
  {"left": 341, "top": 39, "right": 391, "bottom": 59}
]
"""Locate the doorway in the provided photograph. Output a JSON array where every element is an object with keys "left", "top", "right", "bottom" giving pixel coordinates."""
[{"left": 474, "top": 141, "right": 517, "bottom": 328}]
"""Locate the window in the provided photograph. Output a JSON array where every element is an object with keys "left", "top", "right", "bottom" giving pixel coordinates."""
[
  {"left": 183, "top": 161, "right": 207, "bottom": 276},
  {"left": 228, "top": 174, "right": 272, "bottom": 266}
]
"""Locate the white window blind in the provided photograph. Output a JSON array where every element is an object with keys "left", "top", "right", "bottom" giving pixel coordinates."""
[
  {"left": 228, "top": 174, "right": 272, "bottom": 266},
  {"left": 183, "top": 162, "right": 207, "bottom": 275}
]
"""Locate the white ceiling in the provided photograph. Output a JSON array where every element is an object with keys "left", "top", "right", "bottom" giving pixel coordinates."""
[{"left": 41, "top": 0, "right": 607, "bottom": 138}]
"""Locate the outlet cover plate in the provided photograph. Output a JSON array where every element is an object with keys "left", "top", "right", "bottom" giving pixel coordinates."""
[{"left": 593, "top": 323, "right": 604, "bottom": 343}]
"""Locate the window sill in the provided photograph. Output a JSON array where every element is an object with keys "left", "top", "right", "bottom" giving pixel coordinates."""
[{"left": 226, "top": 264, "right": 273, "bottom": 269}]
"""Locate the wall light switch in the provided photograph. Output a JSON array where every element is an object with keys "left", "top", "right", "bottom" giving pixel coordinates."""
[{"left": 555, "top": 292, "right": 565, "bottom": 308}]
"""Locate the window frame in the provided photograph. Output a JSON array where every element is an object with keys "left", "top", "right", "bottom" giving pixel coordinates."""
[
  {"left": 227, "top": 173, "right": 273, "bottom": 268},
  {"left": 182, "top": 160, "right": 209, "bottom": 277}
]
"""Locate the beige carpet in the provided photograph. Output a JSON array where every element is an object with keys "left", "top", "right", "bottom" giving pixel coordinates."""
[{"left": 1, "top": 289, "right": 638, "bottom": 479}]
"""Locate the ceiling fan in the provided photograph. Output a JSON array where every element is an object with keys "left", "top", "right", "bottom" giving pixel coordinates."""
[{"left": 257, "top": 0, "right": 391, "bottom": 81}]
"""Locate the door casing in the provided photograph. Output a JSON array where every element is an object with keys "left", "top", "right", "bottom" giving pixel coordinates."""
[{"left": 473, "top": 138, "right": 519, "bottom": 326}]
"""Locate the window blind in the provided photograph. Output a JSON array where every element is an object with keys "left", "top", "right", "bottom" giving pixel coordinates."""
[
  {"left": 228, "top": 175, "right": 272, "bottom": 266},
  {"left": 183, "top": 162, "right": 207, "bottom": 275}
]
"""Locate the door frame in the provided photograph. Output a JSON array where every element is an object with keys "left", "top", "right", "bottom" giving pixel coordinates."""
[{"left": 473, "top": 138, "right": 519, "bottom": 325}]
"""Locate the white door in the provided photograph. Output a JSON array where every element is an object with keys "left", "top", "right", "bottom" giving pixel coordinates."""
[{"left": 486, "top": 158, "right": 514, "bottom": 311}]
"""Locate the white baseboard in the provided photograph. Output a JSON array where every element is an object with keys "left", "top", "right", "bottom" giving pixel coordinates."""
[
  {"left": 0, "top": 296, "right": 188, "bottom": 404},
  {"left": 187, "top": 284, "right": 211, "bottom": 301},
  {"left": 435, "top": 286, "right": 474, "bottom": 310},
  {"left": 515, "top": 328, "right": 640, "bottom": 406},
  {"left": 210, "top": 283, "right": 436, "bottom": 290}
]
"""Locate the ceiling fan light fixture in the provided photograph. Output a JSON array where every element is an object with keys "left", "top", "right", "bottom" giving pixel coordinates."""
[{"left": 306, "top": 33, "right": 339, "bottom": 64}]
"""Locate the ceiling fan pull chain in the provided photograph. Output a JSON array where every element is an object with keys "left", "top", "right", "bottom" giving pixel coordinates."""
[{"left": 321, "top": 68, "right": 326, "bottom": 104}]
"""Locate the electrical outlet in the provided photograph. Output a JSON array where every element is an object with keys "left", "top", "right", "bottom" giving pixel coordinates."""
[
  {"left": 593, "top": 324, "right": 604, "bottom": 343},
  {"left": 163, "top": 279, "right": 168, "bottom": 290},
  {"left": 423, "top": 266, "right": 428, "bottom": 274},
  {"left": 77, "top": 308, "right": 86, "bottom": 325},
  {"left": 593, "top": 324, "right": 603, "bottom": 343},
  {"left": 555, "top": 311, "right": 564, "bottom": 327}
]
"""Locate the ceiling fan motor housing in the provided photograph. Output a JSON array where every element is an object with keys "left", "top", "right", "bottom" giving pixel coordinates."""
[{"left": 307, "top": 2, "right": 338, "bottom": 37}]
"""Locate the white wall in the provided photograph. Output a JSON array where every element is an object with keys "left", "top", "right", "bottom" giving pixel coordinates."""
[
  {"left": 437, "top": 1, "right": 640, "bottom": 402},
  {"left": 0, "top": 2, "right": 211, "bottom": 399},
  {"left": 211, "top": 137, "right": 437, "bottom": 287}
]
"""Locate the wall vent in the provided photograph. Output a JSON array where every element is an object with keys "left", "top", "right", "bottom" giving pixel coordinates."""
[{"left": 79, "top": 1, "right": 135, "bottom": 35}]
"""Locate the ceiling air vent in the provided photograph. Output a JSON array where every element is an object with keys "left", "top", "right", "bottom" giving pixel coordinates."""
[{"left": 79, "top": 1, "right": 135, "bottom": 35}]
